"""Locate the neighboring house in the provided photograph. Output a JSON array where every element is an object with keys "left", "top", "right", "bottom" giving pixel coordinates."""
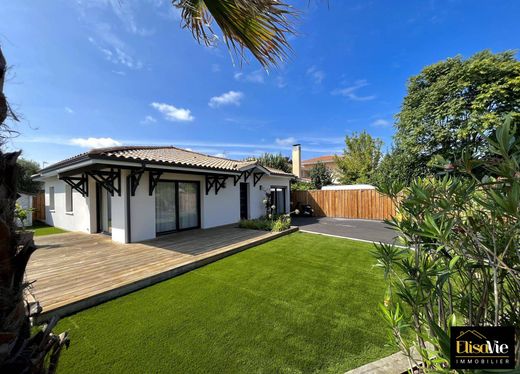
[
  {"left": 34, "top": 146, "right": 293, "bottom": 243},
  {"left": 291, "top": 145, "right": 339, "bottom": 184}
]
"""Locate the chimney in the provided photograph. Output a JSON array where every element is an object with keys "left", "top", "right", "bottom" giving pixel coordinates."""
[{"left": 292, "top": 144, "right": 301, "bottom": 178}]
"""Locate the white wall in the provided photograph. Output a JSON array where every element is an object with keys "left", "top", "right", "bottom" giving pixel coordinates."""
[
  {"left": 42, "top": 170, "right": 291, "bottom": 243},
  {"left": 44, "top": 176, "right": 95, "bottom": 233},
  {"left": 248, "top": 176, "right": 291, "bottom": 219},
  {"left": 111, "top": 169, "right": 129, "bottom": 243},
  {"left": 129, "top": 171, "right": 156, "bottom": 242}
]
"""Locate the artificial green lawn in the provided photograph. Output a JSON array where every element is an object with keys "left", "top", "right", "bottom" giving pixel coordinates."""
[
  {"left": 56, "top": 232, "right": 395, "bottom": 373},
  {"left": 27, "top": 221, "right": 67, "bottom": 236}
]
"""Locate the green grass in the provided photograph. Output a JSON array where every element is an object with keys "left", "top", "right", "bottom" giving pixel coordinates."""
[
  {"left": 56, "top": 233, "right": 394, "bottom": 373},
  {"left": 27, "top": 221, "right": 67, "bottom": 236}
]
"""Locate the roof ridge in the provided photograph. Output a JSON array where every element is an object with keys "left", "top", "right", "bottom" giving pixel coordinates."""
[{"left": 165, "top": 145, "right": 244, "bottom": 163}]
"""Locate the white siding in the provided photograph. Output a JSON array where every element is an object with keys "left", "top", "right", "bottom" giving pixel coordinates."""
[
  {"left": 42, "top": 170, "right": 292, "bottom": 243},
  {"left": 44, "top": 176, "right": 95, "bottom": 233}
]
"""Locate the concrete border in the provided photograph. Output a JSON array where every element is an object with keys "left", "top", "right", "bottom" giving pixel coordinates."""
[
  {"left": 345, "top": 351, "right": 414, "bottom": 374},
  {"left": 36, "top": 227, "right": 298, "bottom": 322},
  {"left": 299, "top": 229, "right": 409, "bottom": 249}
]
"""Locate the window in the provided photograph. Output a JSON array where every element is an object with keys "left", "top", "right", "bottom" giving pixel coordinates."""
[
  {"left": 270, "top": 186, "right": 287, "bottom": 214},
  {"left": 65, "top": 184, "right": 73, "bottom": 212},
  {"left": 49, "top": 186, "right": 55, "bottom": 211}
]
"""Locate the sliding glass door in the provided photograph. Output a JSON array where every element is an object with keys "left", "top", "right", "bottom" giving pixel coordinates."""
[
  {"left": 178, "top": 182, "right": 199, "bottom": 229},
  {"left": 155, "top": 182, "right": 177, "bottom": 233},
  {"left": 155, "top": 180, "right": 200, "bottom": 234}
]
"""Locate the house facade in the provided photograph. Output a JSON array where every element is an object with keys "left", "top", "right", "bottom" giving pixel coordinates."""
[{"left": 34, "top": 146, "right": 293, "bottom": 243}]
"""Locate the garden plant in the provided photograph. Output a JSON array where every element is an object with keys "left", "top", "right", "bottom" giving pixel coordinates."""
[{"left": 374, "top": 117, "right": 520, "bottom": 372}]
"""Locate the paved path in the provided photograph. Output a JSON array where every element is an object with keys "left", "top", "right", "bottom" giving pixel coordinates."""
[{"left": 292, "top": 217, "right": 398, "bottom": 244}]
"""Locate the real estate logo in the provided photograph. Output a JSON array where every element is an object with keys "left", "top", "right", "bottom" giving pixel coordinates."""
[{"left": 450, "top": 326, "right": 516, "bottom": 370}]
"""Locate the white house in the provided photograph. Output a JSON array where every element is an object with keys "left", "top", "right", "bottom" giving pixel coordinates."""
[{"left": 34, "top": 146, "right": 293, "bottom": 243}]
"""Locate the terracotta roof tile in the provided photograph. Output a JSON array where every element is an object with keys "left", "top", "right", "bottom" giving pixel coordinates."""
[{"left": 40, "top": 146, "right": 293, "bottom": 176}]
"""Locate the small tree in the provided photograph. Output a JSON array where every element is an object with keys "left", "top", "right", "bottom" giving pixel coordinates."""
[
  {"left": 309, "top": 161, "right": 332, "bottom": 189},
  {"left": 336, "top": 131, "right": 382, "bottom": 184}
]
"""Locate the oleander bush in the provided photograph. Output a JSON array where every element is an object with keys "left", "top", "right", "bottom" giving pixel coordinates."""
[{"left": 374, "top": 116, "right": 520, "bottom": 372}]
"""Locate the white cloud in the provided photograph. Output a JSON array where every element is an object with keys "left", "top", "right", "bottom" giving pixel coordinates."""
[
  {"left": 211, "top": 64, "right": 221, "bottom": 73},
  {"left": 213, "top": 152, "right": 227, "bottom": 158},
  {"left": 208, "top": 91, "right": 244, "bottom": 108},
  {"left": 372, "top": 119, "right": 392, "bottom": 127},
  {"left": 331, "top": 80, "right": 376, "bottom": 101},
  {"left": 306, "top": 66, "right": 325, "bottom": 84},
  {"left": 87, "top": 23, "right": 143, "bottom": 69},
  {"left": 275, "top": 137, "right": 297, "bottom": 146},
  {"left": 151, "top": 102, "right": 194, "bottom": 122},
  {"left": 69, "top": 137, "right": 122, "bottom": 149},
  {"left": 64, "top": 107, "right": 75, "bottom": 114},
  {"left": 234, "top": 69, "right": 265, "bottom": 84},
  {"left": 141, "top": 115, "right": 157, "bottom": 124},
  {"left": 275, "top": 76, "right": 287, "bottom": 88}
]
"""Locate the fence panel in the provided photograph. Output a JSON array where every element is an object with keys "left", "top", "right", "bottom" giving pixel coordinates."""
[
  {"left": 291, "top": 189, "right": 395, "bottom": 220},
  {"left": 32, "top": 191, "right": 45, "bottom": 222}
]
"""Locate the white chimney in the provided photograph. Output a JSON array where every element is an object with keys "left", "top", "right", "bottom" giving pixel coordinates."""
[{"left": 292, "top": 144, "right": 301, "bottom": 178}]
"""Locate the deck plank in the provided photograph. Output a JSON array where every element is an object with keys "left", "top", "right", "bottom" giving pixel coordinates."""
[{"left": 26, "top": 225, "right": 297, "bottom": 320}]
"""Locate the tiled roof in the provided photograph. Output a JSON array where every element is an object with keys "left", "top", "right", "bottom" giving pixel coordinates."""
[
  {"left": 301, "top": 155, "right": 338, "bottom": 165},
  {"left": 40, "top": 146, "right": 293, "bottom": 176}
]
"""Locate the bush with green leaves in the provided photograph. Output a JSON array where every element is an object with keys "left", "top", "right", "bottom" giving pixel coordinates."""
[
  {"left": 374, "top": 116, "right": 520, "bottom": 372},
  {"left": 238, "top": 214, "right": 291, "bottom": 232},
  {"left": 290, "top": 180, "right": 314, "bottom": 191}
]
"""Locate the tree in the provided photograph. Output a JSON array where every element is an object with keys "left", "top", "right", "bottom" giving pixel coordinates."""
[
  {"left": 250, "top": 152, "right": 292, "bottom": 173},
  {"left": 336, "top": 131, "right": 382, "bottom": 184},
  {"left": 309, "top": 161, "right": 332, "bottom": 189},
  {"left": 16, "top": 158, "right": 42, "bottom": 193},
  {"left": 390, "top": 50, "right": 520, "bottom": 183}
]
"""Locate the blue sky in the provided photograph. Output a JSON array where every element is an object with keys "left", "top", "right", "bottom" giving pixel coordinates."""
[{"left": 2, "top": 0, "right": 519, "bottom": 166}]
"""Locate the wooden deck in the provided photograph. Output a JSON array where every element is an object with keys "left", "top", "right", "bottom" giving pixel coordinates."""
[{"left": 26, "top": 225, "right": 297, "bottom": 320}]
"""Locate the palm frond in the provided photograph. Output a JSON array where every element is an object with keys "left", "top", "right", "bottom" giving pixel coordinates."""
[{"left": 174, "top": 0, "right": 298, "bottom": 69}]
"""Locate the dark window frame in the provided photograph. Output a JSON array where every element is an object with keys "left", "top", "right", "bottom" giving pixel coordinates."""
[
  {"left": 155, "top": 179, "right": 201, "bottom": 235},
  {"left": 270, "top": 185, "right": 287, "bottom": 214}
]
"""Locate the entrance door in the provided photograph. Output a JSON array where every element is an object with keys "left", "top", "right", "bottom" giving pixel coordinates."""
[
  {"left": 155, "top": 182, "right": 177, "bottom": 234},
  {"left": 240, "top": 183, "right": 248, "bottom": 219},
  {"left": 96, "top": 184, "right": 112, "bottom": 234}
]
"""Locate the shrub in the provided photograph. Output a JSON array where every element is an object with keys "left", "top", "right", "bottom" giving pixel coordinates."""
[
  {"left": 271, "top": 215, "right": 291, "bottom": 232},
  {"left": 373, "top": 116, "right": 520, "bottom": 371},
  {"left": 290, "top": 181, "right": 313, "bottom": 191},
  {"left": 238, "top": 215, "right": 291, "bottom": 232}
]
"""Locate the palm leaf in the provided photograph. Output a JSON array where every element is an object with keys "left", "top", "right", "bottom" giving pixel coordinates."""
[{"left": 174, "top": 0, "right": 298, "bottom": 69}]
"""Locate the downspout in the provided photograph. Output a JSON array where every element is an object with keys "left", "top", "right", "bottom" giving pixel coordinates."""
[{"left": 126, "top": 174, "right": 131, "bottom": 243}]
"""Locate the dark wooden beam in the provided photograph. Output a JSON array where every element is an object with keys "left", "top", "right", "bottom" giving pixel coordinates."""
[
  {"left": 148, "top": 170, "right": 163, "bottom": 196},
  {"left": 60, "top": 173, "right": 89, "bottom": 197},
  {"left": 233, "top": 171, "right": 245, "bottom": 186},
  {"left": 243, "top": 169, "right": 253, "bottom": 182},
  {"left": 253, "top": 172, "right": 264, "bottom": 186},
  {"left": 87, "top": 168, "right": 121, "bottom": 196},
  {"left": 205, "top": 175, "right": 228, "bottom": 195},
  {"left": 129, "top": 167, "right": 145, "bottom": 196}
]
